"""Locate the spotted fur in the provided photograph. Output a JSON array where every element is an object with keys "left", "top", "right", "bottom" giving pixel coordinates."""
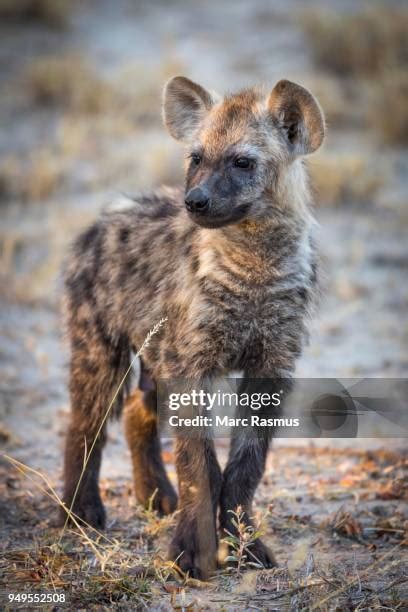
[{"left": 61, "top": 77, "right": 324, "bottom": 579}]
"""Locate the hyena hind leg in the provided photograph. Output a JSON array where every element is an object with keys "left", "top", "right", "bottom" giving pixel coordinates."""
[
  {"left": 123, "top": 389, "right": 177, "bottom": 516},
  {"left": 61, "top": 325, "right": 130, "bottom": 530},
  {"left": 62, "top": 414, "right": 107, "bottom": 529}
]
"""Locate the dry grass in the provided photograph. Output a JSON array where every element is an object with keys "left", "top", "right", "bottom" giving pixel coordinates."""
[
  {"left": 0, "top": 156, "right": 20, "bottom": 203},
  {"left": 301, "top": 7, "right": 408, "bottom": 144},
  {"left": 1, "top": 319, "right": 172, "bottom": 604},
  {"left": 369, "top": 70, "right": 408, "bottom": 146},
  {"left": 302, "top": 7, "right": 408, "bottom": 77},
  {"left": 0, "top": 457, "right": 211, "bottom": 608},
  {"left": 309, "top": 152, "right": 386, "bottom": 208},
  {"left": 0, "top": 0, "right": 70, "bottom": 28},
  {"left": 0, "top": 204, "right": 98, "bottom": 303},
  {"left": 0, "top": 151, "right": 62, "bottom": 203},
  {"left": 1, "top": 445, "right": 407, "bottom": 609},
  {"left": 0, "top": 55, "right": 185, "bottom": 208},
  {"left": 22, "top": 150, "right": 62, "bottom": 200},
  {"left": 114, "top": 59, "right": 184, "bottom": 123},
  {"left": 25, "top": 54, "right": 184, "bottom": 120},
  {"left": 57, "top": 115, "right": 135, "bottom": 157},
  {"left": 301, "top": 75, "right": 355, "bottom": 129},
  {"left": 25, "top": 55, "right": 116, "bottom": 114}
]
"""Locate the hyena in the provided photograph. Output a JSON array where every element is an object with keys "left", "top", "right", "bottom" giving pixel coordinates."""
[{"left": 61, "top": 76, "right": 324, "bottom": 578}]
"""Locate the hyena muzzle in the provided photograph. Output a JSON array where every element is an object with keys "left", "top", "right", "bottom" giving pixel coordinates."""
[{"left": 61, "top": 76, "right": 324, "bottom": 579}]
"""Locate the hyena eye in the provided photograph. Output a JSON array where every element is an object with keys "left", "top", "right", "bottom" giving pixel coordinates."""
[
  {"left": 234, "top": 157, "right": 253, "bottom": 169},
  {"left": 191, "top": 153, "right": 202, "bottom": 166}
]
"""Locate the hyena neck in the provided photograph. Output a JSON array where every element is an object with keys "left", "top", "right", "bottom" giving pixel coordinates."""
[
  {"left": 198, "top": 214, "right": 314, "bottom": 287},
  {"left": 196, "top": 166, "right": 316, "bottom": 285},
  {"left": 198, "top": 172, "right": 315, "bottom": 283}
]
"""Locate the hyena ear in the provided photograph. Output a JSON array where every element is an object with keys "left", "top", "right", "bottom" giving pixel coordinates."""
[
  {"left": 267, "top": 80, "right": 325, "bottom": 155},
  {"left": 163, "top": 76, "right": 214, "bottom": 141}
]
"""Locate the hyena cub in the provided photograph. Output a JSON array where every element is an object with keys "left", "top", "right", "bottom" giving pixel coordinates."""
[{"left": 61, "top": 76, "right": 324, "bottom": 578}]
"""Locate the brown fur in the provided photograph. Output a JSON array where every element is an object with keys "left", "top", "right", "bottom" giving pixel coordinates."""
[{"left": 60, "top": 77, "right": 324, "bottom": 578}]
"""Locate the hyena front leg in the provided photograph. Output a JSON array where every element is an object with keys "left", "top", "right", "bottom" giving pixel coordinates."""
[
  {"left": 123, "top": 388, "right": 177, "bottom": 516},
  {"left": 168, "top": 433, "right": 222, "bottom": 579},
  {"left": 220, "top": 432, "right": 276, "bottom": 568},
  {"left": 61, "top": 319, "right": 130, "bottom": 529},
  {"left": 219, "top": 378, "right": 290, "bottom": 569}
]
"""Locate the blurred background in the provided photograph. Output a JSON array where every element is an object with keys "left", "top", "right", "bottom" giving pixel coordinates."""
[{"left": 0, "top": 0, "right": 407, "bottom": 472}]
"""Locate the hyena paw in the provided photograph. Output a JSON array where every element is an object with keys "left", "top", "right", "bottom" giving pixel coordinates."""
[
  {"left": 60, "top": 492, "right": 106, "bottom": 530},
  {"left": 136, "top": 480, "right": 178, "bottom": 517},
  {"left": 153, "top": 486, "right": 178, "bottom": 516},
  {"left": 246, "top": 538, "right": 277, "bottom": 569},
  {"left": 168, "top": 518, "right": 216, "bottom": 580}
]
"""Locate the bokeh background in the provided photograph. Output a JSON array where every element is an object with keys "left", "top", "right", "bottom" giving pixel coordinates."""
[
  {"left": 1, "top": 0, "right": 407, "bottom": 371},
  {"left": 0, "top": 1, "right": 407, "bottom": 607}
]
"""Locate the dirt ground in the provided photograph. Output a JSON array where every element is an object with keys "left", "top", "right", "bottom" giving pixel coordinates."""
[{"left": 0, "top": 0, "right": 407, "bottom": 609}]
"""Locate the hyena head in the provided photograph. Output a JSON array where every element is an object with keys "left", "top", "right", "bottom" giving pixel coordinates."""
[{"left": 163, "top": 76, "right": 325, "bottom": 228}]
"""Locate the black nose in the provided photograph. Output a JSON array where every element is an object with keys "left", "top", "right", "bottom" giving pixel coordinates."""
[{"left": 185, "top": 188, "right": 210, "bottom": 214}]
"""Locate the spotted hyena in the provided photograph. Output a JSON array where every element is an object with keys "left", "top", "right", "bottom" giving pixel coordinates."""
[{"left": 61, "top": 76, "right": 325, "bottom": 578}]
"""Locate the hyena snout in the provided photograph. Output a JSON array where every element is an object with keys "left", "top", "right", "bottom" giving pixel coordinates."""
[
  {"left": 185, "top": 186, "right": 210, "bottom": 214},
  {"left": 185, "top": 182, "right": 253, "bottom": 228}
]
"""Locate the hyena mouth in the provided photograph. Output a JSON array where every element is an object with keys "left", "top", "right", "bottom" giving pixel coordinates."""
[{"left": 189, "top": 202, "right": 253, "bottom": 229}]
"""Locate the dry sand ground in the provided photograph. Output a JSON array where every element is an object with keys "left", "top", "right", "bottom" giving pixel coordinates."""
[{"left": 0, "top": 0, "right": 407, "bottom": 608}]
